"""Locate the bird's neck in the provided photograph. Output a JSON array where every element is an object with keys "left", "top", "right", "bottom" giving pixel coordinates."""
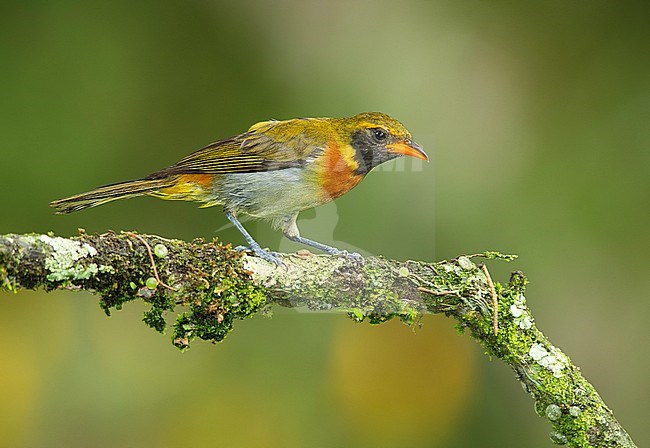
[{"left": 314, "top": 140, "right": 365, "bottom": 201}]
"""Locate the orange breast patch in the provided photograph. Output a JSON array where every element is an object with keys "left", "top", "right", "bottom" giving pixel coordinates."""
[{"left": 318, "top": 141, "right": 364, "bottom": 201}]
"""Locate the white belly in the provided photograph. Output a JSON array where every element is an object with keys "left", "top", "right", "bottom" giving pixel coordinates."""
[{"left": 214, "top": 168, "right": 325, "bottom": 218}]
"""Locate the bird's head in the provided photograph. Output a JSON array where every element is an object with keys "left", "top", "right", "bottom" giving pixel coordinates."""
[{"left": 338, "top": 112, "right": 428, "bottom": 174}]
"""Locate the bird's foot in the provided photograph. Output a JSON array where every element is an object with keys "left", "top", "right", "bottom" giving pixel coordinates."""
[
  {"left": 325, "top": 247, "right": 365, "bottom": 264},
  {"left": 283, "top": 235, "right": 365, "bottom": 264},
  {"left": 235, "top": 244, "right": 285, "bottom": 266}
]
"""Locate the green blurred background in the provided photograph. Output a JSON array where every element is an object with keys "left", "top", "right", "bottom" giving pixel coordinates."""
[{"left": 1, "top": 1, "right": 648, "bottom": 447}]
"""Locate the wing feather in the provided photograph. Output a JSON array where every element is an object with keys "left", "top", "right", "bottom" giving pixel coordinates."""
[{"left": 147, "top": 119, "right": 327, "bottom": 178}]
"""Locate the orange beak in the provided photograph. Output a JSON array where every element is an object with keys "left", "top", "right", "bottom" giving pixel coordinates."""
[{"left": 386, "top": 139, "right": 428, "bottom": 162}]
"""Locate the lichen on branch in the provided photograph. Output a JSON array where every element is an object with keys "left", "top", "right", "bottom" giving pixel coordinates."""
[
  {"left": 0, "top": 231, "right": 266, "bottom": 350},
  {"left": 0, "top": 232, "right": 637, "bottom": 447}
]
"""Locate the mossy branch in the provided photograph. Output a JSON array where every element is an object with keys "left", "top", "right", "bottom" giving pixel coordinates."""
[{"left": 0, "top": 232, "right": 636, "bottom": 448}]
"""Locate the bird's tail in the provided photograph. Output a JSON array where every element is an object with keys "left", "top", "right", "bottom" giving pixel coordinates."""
[{"left": 50, "top": 178, "right": 173, "bottom": 214}]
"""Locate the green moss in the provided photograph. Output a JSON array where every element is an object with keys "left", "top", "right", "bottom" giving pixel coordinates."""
[
  {"left": 487, "top": 272, "right": 598, "bottom": 447},
  {"left": 477, "top": 251, "right": 518, "bottom": 261},
  {"left": 553, "top": 412, "right": 591, "bottom": 447},
  {"left": 172, "top": 277, "right": 266, "bottom": 350},
  {"left": 0, "top": 266, "right": 14, "bottom": 292},
  {"left": 410, "top": 263, "right": 601, "bottom": 446},
  {"left": 38, "top": 233, "right": 272, "bottom": 350},
  {"left": 143, "top": 307, "right": 167, "bottom": 333}
]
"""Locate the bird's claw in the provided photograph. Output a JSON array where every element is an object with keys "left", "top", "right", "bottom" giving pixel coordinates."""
[
  {"left": 327, "top": 248, "right": 365, "bottom": 264},
  {"left": 235, "top": 245, "right": 285, "bottom": 267}
]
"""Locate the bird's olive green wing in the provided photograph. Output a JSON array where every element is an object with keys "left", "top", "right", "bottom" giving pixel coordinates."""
[{"left": 148, "top": 119, "right": 326, "bottom": 178}]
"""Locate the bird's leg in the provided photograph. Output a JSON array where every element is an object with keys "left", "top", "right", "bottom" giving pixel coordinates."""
[
  {"left": 224, "top": 210, "right": 283, "bottom": 265},
  {"left": 281, "top": 213, "right": 364, "bottom": 261}
]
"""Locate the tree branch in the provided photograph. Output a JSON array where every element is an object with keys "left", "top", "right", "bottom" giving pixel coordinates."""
[{"left": 0, "top": 232, "right": 636, "bottom": 447}]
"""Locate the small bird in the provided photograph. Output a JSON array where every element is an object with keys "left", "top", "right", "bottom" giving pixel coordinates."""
[{"left": 51, "top": 112, "right": 427, "bottom": 264}]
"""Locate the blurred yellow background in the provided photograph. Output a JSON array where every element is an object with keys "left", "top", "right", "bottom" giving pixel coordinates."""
[{"left": 1, "top": 1, "right": 648, "bottom": 447}]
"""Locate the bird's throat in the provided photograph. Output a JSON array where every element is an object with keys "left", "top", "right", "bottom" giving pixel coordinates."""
[{"left": 317, "top": 141, "right": 365, "bottom": 201}]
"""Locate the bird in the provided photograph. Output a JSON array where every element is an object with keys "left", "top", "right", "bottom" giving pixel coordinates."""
[{"left": 51, "top": 112, "right": 428, "bottom": 264}]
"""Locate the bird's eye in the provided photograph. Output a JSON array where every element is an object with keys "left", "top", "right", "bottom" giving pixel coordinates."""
[{"left": 372, "top": 128, "right": 387, "bottom": 141}]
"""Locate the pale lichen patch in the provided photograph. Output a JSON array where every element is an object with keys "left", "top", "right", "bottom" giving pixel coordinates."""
[
  {"left": 39, "top": 235, "right": 99, "bottom": 282},
  {"left": 549, "top": 430, "right": 568, "bottom": 445},
  {"left": 529, "top": 343, "right": 569, "bottom": 378},
  {"left": 244, "top": 254, "right": 421, "bottom": 322},
  {"left": 510, "top": 293, "right": 533, "bottom": 330},
  {"left": 457, "top": 256, "right": 475, "bottom": 270},
  {"left": 546, "top": 404, "right": 562, "bottom": 421},
  {"left": 242, "top": 255, "right": 284, "bottom": 286}
]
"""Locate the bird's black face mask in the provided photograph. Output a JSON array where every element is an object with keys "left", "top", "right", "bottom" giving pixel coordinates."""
[{"left": 351, "top": 128, "right": 398, "bottom": 174}]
